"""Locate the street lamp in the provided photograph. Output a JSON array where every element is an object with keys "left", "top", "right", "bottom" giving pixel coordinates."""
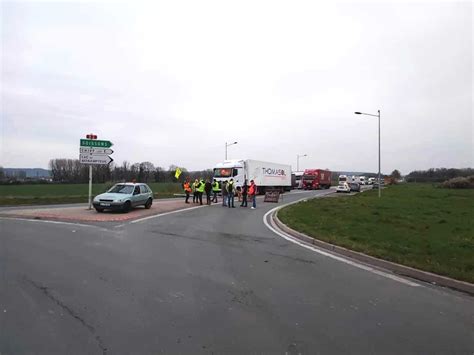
[
  {"left": 355, "top": 110, "right": 381, "bottom": 198},
  {"left": 225, "top": 141, "right": 238, "bottom": 160},
  {"left": 296, "top": 154, "right": 307, "bottom": 172}
]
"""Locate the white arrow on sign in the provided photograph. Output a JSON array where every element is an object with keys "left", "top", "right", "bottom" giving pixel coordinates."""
[
  {"left": 80, "top": 147, "right": 114, "bottom": 155},
  {"left": 79, "top": 154, "right": 113, "bottom": 165}
]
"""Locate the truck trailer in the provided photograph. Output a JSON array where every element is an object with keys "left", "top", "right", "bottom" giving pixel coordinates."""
[
  {"left": 302, "top": 169, "right": 332, "bottom": 190},
  {"left": 213, "top": 159, "right": 292, "bottom": 193}
]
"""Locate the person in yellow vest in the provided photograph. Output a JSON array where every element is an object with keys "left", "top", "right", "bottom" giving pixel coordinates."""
[
  {"left": 183, "top": 177, "right": 192, "bottom": 204},
  {"left": 192, "top": 179, "right": 199, "bottom": 203},
  {"left": 196, "top": 178, "right": 205, "bottom": 205},
  {"left": 211, "top": 179, "right": 220, "bottom": 203}
]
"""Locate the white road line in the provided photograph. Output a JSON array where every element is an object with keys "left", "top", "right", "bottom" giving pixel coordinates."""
[
  {"left": 0, "top": 217, "right": 108, "bottom": 231},
  {"left": 262, "top": 202, "right": 421, "bottom": 288},
  {"left": 122, "top": 191, "right": 313, "bottom": 227},
  {"left": 128, "top": 204, "right": 207, "bottom": 225}
]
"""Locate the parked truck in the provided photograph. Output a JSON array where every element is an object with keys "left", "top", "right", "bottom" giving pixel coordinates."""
[
  {"left": 302, "top": 169, "right": 332, "bottom": 190},
  {"left": 338, "top": 175, "right": 349, "bottom": 184},
  {"left": 213, "top": 159, "right": 292, "bottom": 193},
  {"left": 292, "top": 171, "right": 304, "bottom": 189},
  {"left": 351, "top": 175, "right": 366, "bottom": 185}
]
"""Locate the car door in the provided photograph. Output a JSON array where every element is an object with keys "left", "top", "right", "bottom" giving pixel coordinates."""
[
  {"left": 139, "top": 185, "right": 149, "bottom": 205},
  {"left": 131, "top": 185, "right": 141, "bottom": 206},
  {"left": 145, "top": 184, "right": 153, "bottom": 199}
]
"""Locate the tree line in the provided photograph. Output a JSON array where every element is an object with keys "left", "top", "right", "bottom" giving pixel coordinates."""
[
  {"left": 406, "top": 168, "right": 473, "bottom": 182},
  {"left": 47, "top": 159, "right": 212, "bottom": 184},
  {"left": 2, "top": 163, "right": 472, "bottom": 185}
]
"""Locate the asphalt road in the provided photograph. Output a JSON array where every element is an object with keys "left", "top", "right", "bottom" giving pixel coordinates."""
[{"left": 1, "top": 190, "right": 473, "bottom": 354}]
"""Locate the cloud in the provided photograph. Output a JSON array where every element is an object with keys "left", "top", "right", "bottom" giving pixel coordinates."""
[{"left": 1, "top": 1, "right": 472, "bottom": 173}]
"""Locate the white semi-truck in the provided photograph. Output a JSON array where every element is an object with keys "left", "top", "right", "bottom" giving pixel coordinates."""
[{"left": 213, "top": 159, "right": 292, "bottom": 193}]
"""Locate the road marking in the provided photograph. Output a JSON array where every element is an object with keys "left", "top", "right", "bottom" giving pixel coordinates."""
[
  {"left": 122, "top": 189, "right": 329, "bottom": 227},
  {"left": 262, "top": 201, "right": 421, "bottom": 288},
  {"left": 126, "top": 204, "right": 208, "bottom": 225},
  {"left": 0, "top": 217, "right": 109, "bottom": 231}
]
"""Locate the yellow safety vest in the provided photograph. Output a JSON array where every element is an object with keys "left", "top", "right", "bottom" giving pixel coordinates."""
[{"left": 197, "top": 181, "right": 205, "bottom": 193}]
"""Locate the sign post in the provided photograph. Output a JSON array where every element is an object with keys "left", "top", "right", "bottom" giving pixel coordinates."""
[
  {"left": 80, "top": 134, "right": 114, "bottom": 210},
  {"left": 88, "top": 165, "right": 93, "bottom": 210}
]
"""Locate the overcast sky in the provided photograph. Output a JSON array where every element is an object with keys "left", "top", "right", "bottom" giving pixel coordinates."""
[{"left": 1, "top": 0, "right": 472, "bottom": 175}]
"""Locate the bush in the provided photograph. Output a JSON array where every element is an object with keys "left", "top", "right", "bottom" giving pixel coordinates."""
[{"left": 440, "top": 176, "right": 474, "bottom": 189}]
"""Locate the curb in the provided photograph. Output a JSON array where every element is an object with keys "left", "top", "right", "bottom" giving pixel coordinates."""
[{"left": 272, "top": 210, "right": 474, "bottom": 296}]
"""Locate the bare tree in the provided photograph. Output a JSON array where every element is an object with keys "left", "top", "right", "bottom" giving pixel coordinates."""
[
  {"left": 140, "top": 162, "right": 155, "bottom": 182},
  {"left": 391, "top": 169, "right": 401, "bottom": 180}
]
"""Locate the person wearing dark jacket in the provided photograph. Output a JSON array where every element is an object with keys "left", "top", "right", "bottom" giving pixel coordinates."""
[
  {"left": 240, "top": 180, "right": 248, "bottom": 207},
  {"left": 221, "top": 181, "right": 228, "bottom": 207},
  {"left": 204, "top": 179, "right": 212, "bottom": 205}
]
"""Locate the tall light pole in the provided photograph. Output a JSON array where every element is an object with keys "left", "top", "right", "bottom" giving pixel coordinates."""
[
  {"left": 355, "top": 110, "right": 381, "bottom": 198},
  {"left": 296, "top": 154, "right": 307, "bottom": 172},
  {"left": 225, "top": 141, "right": 238, "bottom": 160}
]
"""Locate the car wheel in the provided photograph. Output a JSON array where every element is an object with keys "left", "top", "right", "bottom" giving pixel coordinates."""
[
  {"left": 122, "top": 201, "right": 131, "bottom": 213},
  {"left": 95, "top": 207, "right": 104, "bottom": 213},
  {"left": 145, "top": 198, "right": 152, "bottom": 209}
]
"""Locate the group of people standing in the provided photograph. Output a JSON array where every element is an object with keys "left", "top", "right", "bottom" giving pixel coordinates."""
[{"left": 183, "top": 178, "right": 258, "bottom": 209}]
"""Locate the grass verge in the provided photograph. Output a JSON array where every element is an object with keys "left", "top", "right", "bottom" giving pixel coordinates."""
[
  {"left": 0, "top": 182, "right": 183, "bottom": 206},
  {"left": 278, "top": 183, "right": 474, "bottom": 283}
]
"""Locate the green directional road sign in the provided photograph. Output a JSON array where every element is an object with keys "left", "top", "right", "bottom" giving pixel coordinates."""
[{"left": 80, "top": 139, "right": 113, "bottom": 148}]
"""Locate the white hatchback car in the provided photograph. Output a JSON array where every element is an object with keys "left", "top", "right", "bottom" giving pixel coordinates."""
[
  {"left": 336, "top": 183, "right": 351, "bottom": 193},
  {"left": 93, "top": 183, "right": 153, "bottom": 212}
]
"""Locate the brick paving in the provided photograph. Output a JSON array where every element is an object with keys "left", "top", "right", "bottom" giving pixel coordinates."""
[{"left": 0, "top": 199, "right": 201, "bottom": 222}]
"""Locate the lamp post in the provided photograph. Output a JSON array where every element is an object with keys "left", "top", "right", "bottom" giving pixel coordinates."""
[
  {"left": 296, "top": 154, "right": 307, "bottom": 172},
  {"left": 354, "top": 110, "right": 381, "bottom": 198},
  {"left": 225, "top": 141, "right": 238, "bottom": 160}
]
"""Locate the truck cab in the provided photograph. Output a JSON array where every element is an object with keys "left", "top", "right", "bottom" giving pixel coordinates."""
[
  {"left": 213, "top": 160, "right": 246, "bottom": 187},
  {"left": 338, "top": 175, "right": 348, "bottom": 184},
  {"left": 293, "top": 171, "right": 304, "bottom": 189},
  {"left": 302, "top": 169, "right": 332, "bottom": 190},
  {"left": 302, "top": 170, "right": 320, "bottom": 190}
]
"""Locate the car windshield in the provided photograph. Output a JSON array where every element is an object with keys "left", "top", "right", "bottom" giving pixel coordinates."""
[
  {"left": 108, "top": 184, "right": 134, "bottom": 194},
  {"left": 214, "top": 168, "right": 233, "bottom": 177}
]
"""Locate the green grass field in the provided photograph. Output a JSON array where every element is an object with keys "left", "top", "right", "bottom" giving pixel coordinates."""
[
  {"left": 0, "top": 182, "right": 183, "bottom": 205},
  {"left": 278, "top": 183, "right": 474, "bottom": 283}
]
